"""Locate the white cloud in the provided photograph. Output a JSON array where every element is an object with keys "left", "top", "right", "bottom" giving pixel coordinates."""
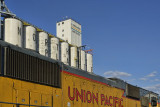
[
  {"left": 104, "top": 70, "right": 131, "bottom": 78},
  {"left": 145, "top": 84, "right": 160, "bottom": 94},
  {"left": 151, "top": 78, "right": 160, "bottom": 82},
  {"left": 140, "top": 77, "right": 148, "bottom": 81},
  {"left": 146, "top": 71, "right": 157, "bottom": 77},
  {"left": 139, "top": 71, "right": 157, "bottom": 81}
]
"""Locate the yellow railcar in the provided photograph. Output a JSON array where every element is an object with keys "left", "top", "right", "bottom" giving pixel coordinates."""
[
  {"left": 0, "top": 62, "right": 159, "bottom": 107},
  {"left": 0, "top": 40, "right": 159, "bottom": 107}
]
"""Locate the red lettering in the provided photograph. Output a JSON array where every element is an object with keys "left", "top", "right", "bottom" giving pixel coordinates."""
[
  {"left": 104, "top": 95, "right": 109, "bottom": 106},
  {"left": 68, "top": 86, "right": 124, "bottom": 106},
  {"left": 92, "top": 93, "right": 98, "bottom": 104},
  {"left": 109, "top": 96, "right": 113, "bottom": 106},
  {"left": 113, "top": 97, "right": 115, "bottom": 107},
  {"left": 84, "top": 90, "right": 86, "bottom": 102},
  {"left": 101, "top": 94, "right": 105, "bottom": 105},
  {"left": 114, "top": 97, "right": 118, "bottom": 107},
  {"left": 76, "top": 88, "right": 83, "bottom": 102},
  {"left": 86, "top": 91, "right": 92, "bottom": 103},
  {"left": 68, "top": 86, "right": 75, "bottom": 101},
  {"left": 119, "top": 98, "right": 123, "bottom": 107}
]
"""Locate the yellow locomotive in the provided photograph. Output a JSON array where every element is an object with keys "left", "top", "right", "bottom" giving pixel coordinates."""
[{"left": 0, "top": 44, "right": 159, "bottom": 107}]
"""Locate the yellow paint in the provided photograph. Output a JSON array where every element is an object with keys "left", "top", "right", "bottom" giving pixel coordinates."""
[
  {"left": 36, "top": 28, "right": 43, "bottom": 32},
  {"left": 61, "top": 72, "right": 142, "bottom": 107},
  {"left": 42, "top": 94, "right": 52, "bottom": 106},
  {"left": 49, "top": 34, "right": 55, "bottom": 37},
  {"left": 0, "top": 71, "right": 153, "bottom": 107},
  {"left": 16, "top": 90, "right": 29, "bottom": 105},
  {"left": 149, "top": 103, "right": 160, "bottom": 107},
  {"left": 23, "top": 22, "right": 30, "bottom": 26},
  {"left": 59, "top": 39, "right": 65, "bottom": 42},
  {"left": 62, "top": 72, "right": 142, "bottom": 107},
  {"left": 30, "top": 92, "right": 41, "bottom": 106},
  {"left": 0, "top": 77, "right": 61, "bottom": 107},
  {"left": 71, "top": 26, "right": 81, "bottom": 33},
  {"left": 22, "top": 21, "right": 55, "bottom": 38}
]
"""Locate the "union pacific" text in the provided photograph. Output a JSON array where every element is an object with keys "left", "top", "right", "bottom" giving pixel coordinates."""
[{"left": 68, "top": 86, "right": 123, "bottom": 107}]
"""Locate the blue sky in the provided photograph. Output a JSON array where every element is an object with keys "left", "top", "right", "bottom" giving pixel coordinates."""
[{"left": 6, "top": 0, "right": 160, "bottom": 93}]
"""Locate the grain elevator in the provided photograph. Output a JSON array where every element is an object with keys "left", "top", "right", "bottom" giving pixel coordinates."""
[{"left": 56, "top": 19, "right": 82, "bottom": 47}]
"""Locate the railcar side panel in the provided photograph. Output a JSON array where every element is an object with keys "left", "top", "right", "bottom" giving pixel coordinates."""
[
  {"left": 62, "top": 70, "right": 141, "bottom": 107},
  {"left": 0, "top": 71, "right": 159, "bottom": 107}
]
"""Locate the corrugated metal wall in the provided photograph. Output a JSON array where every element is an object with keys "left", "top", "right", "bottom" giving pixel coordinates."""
[
  {"left": 126, "top": 84, "right": 140, "bottom": 100},
  {"left": 0, "top": 46, "right": 61, "bottom": 87}
]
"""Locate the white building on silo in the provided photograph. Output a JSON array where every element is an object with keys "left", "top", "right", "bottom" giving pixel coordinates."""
[{"left": 56, "top": 18, "right": 82, "bottom": 47}]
